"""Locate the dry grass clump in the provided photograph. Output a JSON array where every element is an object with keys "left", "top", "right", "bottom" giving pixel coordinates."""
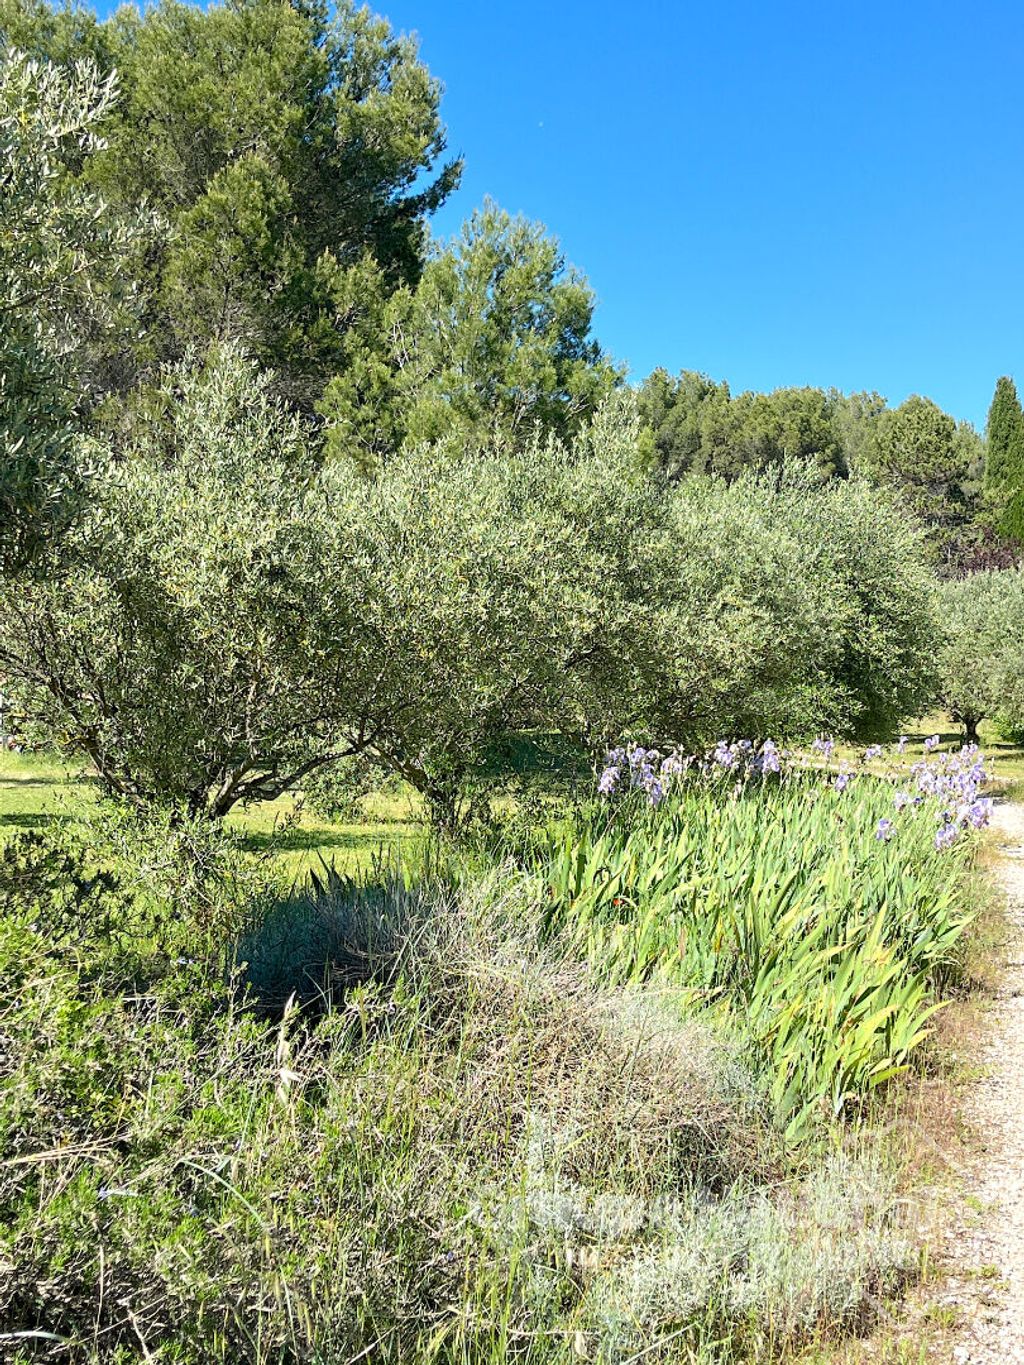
[{"left": 409, "top": 871, "right": 772, "bottom": 1194}]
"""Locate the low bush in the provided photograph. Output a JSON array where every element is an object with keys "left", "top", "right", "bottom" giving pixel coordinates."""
[{"left": 0, "top": 825, "right": 928, "bottom": 1363}]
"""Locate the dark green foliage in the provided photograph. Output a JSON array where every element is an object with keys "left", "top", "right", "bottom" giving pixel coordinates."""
[
  {"left": 234, "top": 863, "right": 411, "bottom": 1015},
  {"left": 865, "top": 395, "right": 983, "bottom": 550},
  {"left": 985, "top": 375, "right": 1024, "bottom": 542},
  {"left": 0, "top": 825, "right": 132, "bottom": 955},
  {"left": 319, "top": 202, "right": 621, "bottom": 471},
  {"left": 984, "top": 375, "right": 1023, "bottom": 489},
  {"left": 0, "top": 804, "right": 280, "bottom": 974},
  {"left": 1, "top": 0, "right": 460, "bottom": 412},
  {"left": 638, "top": 369, "right": 846, "bottom": 482},
  {"left": 639, "top": 372, "right": 987, "bottom": 562}
]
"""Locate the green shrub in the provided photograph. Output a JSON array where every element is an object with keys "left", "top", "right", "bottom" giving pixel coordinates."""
[
  {"left": 233, "top": 863, "right": 417, "bottom": 1015},
  {"left": 2, "top": 869, "right": 790, "bottom": 1361},
  {"left": 0, "top": 802, "right": 281, "bottom": 979}
]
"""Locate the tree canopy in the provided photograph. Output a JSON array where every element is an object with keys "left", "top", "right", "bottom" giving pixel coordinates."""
[
  {"left": 939, "top": 568, "right": 1024, "bottom": 742},
  {"left": 319, "top": 202, "right": 621, "bottom": 472},
  {"left": 1, "top": 0, "right": 461, "bottom": 410},
  {"left": 0, "top": 47, "right": 144, "bottom": 570}
]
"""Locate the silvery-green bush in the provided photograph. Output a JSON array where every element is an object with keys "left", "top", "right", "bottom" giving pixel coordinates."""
[
  {"left": 1, "top": 375, "right": 940, "bottom": 825},
  {"left": 939, "top": 566, "right": 1024, "bottom": 741}
]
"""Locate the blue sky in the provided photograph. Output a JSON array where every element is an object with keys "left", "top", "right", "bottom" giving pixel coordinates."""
[{"left": 370, "top": 0, "right": 1024, "bottom": 428}]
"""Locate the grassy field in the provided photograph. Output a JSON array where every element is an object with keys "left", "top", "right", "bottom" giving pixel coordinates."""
[
  {"left": 828, "top": 712, "right": 1024, "bottom": 790},
  {"left": 2, "top": 714, "right": 1021, "bottom": 893},
  {"left": 0, "top": 747, "right": 421, "bottom": 881}
]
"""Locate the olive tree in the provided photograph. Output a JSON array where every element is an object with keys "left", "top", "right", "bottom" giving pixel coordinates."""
[
  {"left": 316, "top": 409, "right": 942, "bottom": 824},
  {"left": 1, "top": 372, "right": 942, "bottom": 826},
  {"left": 0, "top": 348, "right": 378, "bottom": 815},
  {"left": 315, "top": 394, "right": 661, "bottom": 826},
  {"left": 0, "top": 371, "right": 652, "bottom": 826},
  {"left": 626, "top": 464, "right": 940, "bottom": 747},
  {"left": 0, "top": 49, "right": 144, "bottom": 569},
  {"left": 939, "top": 568, "right": 1024, "bottom": 741}
]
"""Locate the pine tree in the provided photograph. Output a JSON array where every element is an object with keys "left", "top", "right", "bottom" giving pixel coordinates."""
[{"left": 985, "top": 376, "right": 1024, "bottom": 540}]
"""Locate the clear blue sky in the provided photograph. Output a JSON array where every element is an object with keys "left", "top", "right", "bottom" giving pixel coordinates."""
[{"left": 370, "top": 0, "right": 1024, "bottom": 429}]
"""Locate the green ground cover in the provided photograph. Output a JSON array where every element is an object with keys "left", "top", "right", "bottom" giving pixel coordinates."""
[
  {"left": 0, "top": 731, "right": 992, "bottom": 1362},
  {"left": 0, "top": 748, "right": 421, "bottom": 881}
]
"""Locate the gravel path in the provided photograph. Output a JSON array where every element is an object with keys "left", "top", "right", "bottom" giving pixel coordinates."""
[{"left": 942, "top": 801, "right": 1024, "bottom": 1362}]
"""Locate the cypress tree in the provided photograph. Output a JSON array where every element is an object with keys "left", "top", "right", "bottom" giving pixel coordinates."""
[{"left": 985, "top": 376, "right": 1024, "bottom": 540}]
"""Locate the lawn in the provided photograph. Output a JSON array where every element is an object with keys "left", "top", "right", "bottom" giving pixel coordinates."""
[
  {"left": 831, "top": 713, "right": 1024, "bottom": 792},
  {"left": 0, "top": 747, "right": 421, "bottom": 881}
]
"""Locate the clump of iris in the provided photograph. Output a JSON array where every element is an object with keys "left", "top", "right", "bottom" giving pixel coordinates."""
[
  {"left": 597, "top": 744, "right": 691, "bottom": 806},
  {"left": 597, "top": 738, "right": 781, "bottom": 805},
  {"left": 597, "top": 734, "right": 995, "bottom": 850}
]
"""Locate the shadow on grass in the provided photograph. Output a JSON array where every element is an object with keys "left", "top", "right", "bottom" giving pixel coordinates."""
[
  {"left": 236, "top": 824, "right": 419, "bottom": 856},
  {"left": 902, "top": 727, "right": 966, "bottom": 747},
  {"left": 0, "top": 812, "right": 63, "bottom": 829},
  {"left": 0, "top": 774, "right": 94, "bottom": 787}
]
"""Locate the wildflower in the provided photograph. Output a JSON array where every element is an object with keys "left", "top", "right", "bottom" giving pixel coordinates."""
[
  {"left": 897, "top": 736, "right": 908, "bottom": 754},
  {"left": 598, "top": 766, "right": 620, "bottom": 796},
  {"left": 893, "top": 791, "right": 912, "bottom": 812},
  {"left": 812, "top": 735, "right": 835, "bottom": 761},
  {"left": 759, "top": 739, "right": 781, "bottom": 774},
  {"left": 660, "top": 752, "right": 684, "bottom": 778},
  {"left": 875, "top": 818, "right": 894, "bottom": 842},
  {"left": 713, "top": 741, "right": 736, "bottom": 770},
  {"left": 924, "top": 735, "right": 941, "bottom": 753},
  {"left": 834, "top": 771, "right": 852, "bottom": 793},
  {"left": 863, "top": 744, "right": 883, "bottom": 762},
  {"left": 935, "top": 823, "right": 959, "bottom": 851}
]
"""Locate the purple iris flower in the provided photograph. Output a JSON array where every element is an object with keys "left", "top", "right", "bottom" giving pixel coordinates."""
[
  {"left": 598, "top": 766, "right": 620, "bottom": 796},
  {"left": 935, "top": 823, "right": 958, "bottom": 851}
]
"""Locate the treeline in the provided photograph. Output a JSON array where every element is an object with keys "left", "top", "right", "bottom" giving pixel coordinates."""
[
  {"left": 0, "top": 0, "right": 620, "bottom": 570},
  {"left": 639, "top": 371, "right": 1024, "bottom": 572},
  {"left": 2, "top": 0, "right": 1021, "bottom": 565}
]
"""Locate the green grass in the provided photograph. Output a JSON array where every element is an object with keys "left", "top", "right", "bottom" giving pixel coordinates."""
[
  {"left": 0, "top": 747, "right": 421, "bottom": 880},
  {"left": 831, "top": 711, "right": 1024, "bottom": 789}
]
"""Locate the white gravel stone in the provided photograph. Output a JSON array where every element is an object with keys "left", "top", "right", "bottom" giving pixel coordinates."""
[{"left": 944, "top": 801, "right": 1024, "bottom": 1362}]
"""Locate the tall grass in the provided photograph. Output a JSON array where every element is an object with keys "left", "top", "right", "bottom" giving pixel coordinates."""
[
  {"left": 0, "top": 844, "right": 922, "bottom": 1363},
  {"left": 0, "top": 749, "right": 982, "bottom": 1361},
  {"left": 537, "top": 767, "right": 976, "bottom": 1138}
]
